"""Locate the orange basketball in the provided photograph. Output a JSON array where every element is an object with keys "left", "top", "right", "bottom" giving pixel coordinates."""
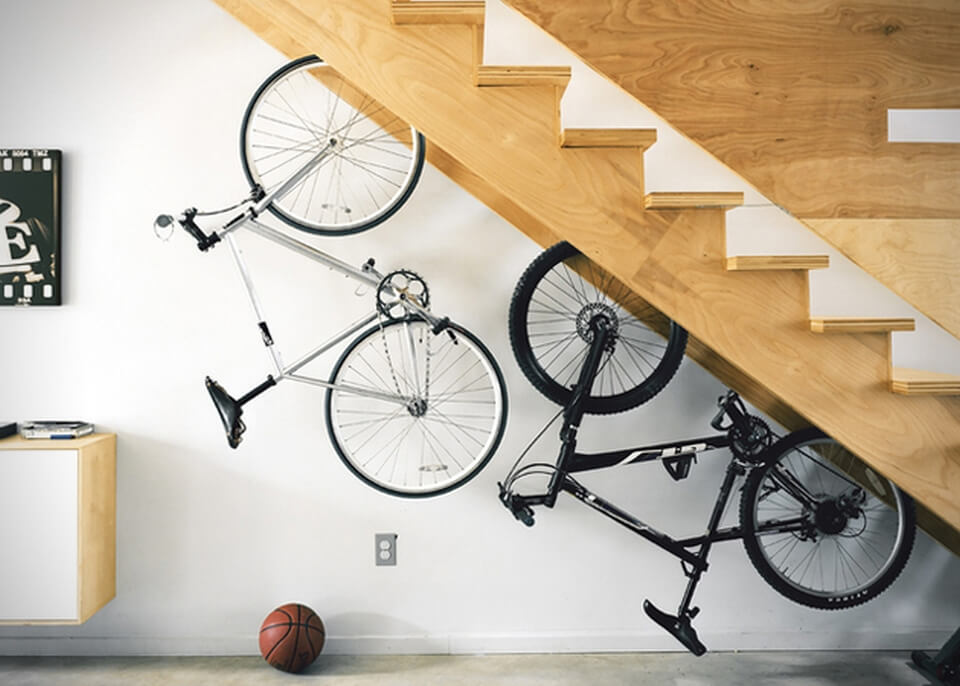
[{"left": 258, "top": 603, "right": 325, "bottom": 673}]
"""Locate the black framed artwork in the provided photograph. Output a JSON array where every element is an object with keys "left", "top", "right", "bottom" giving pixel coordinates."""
[{"left": 0, "top": 149, "right": 61, "bottom": 306}]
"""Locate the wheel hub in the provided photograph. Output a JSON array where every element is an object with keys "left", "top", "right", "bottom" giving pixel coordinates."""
[
  {"left": 814, "top": 499, "right": 849, "bottom": 535},
  {"left": 575, "top": 303, "right": 619, "bottom": 343},
  {"left": 407, "top": 398, "right": 428, "bottom": 417}
]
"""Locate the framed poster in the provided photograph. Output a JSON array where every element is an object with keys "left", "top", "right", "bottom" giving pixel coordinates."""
[{"left": 0, "top": 149, "right": 61, "bottom": 306}]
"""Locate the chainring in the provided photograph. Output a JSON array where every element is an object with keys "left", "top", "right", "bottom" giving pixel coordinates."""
[{"left": 376, "top": 269, "right": 430, "bottom": 319}]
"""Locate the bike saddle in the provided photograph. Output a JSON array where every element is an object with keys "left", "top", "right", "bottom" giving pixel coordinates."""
[
  {"left": 643, "top": 600, "right": 707, "bottom": 656},
  {"left": 205, "top": 376, "right": 245, "bottom": 449}
]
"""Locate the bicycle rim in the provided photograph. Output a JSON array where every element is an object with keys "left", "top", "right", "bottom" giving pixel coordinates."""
[
  {"left": 241, "top": 56, "right": 425, "bottom": 235},
  {"left": 326, "top": 319, "right": 507, "bottom": 497},
  {"left": 743, "top": 432, "right": 914, "bottom": 607},
  {"left": 510, "top": 242, "right": 686, "bottom": 414}
]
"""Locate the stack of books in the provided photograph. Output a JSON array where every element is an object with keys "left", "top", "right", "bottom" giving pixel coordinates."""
[{"left": 18, "top": 421, "right": 95, "bottom": 439}]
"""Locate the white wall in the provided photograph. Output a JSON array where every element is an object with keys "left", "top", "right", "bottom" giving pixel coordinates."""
[{"left": 0, "top": 0, "right": 957, "bottom": 656}]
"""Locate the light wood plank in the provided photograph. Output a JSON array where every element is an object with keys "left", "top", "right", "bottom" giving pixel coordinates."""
[
  {"left": 78, "top": 434, "right": 116, "bottom": 623},
  {"left": 645, "top": 192, "right": 744, "bottom": 210},
  {"left": 810, "top": 317, "right": 915, "bottom": 334},
  {"left": 391, "top": 1, "right": 485, "bottom": 25},
  {"left": 805, "top": 218, "right": 960, "bottom": 341},
  {"left": 476, "top": 65, "right": 571, "bottom": 87},
  {"left": 562, "top": 128, "right": 657, "bottom": 149},
  {"left": 504, "top": 0, "right": 960, "bottom": 219},
  {"left": 727, "top": 255, "right": 830, "bottom": 271},
  {"left": 892, "top": 367, "right": 960, "bottom": 395}
]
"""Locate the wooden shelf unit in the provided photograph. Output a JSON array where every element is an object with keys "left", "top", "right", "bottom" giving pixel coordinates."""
[{"left": 0, "top": 433, "right": 116, "bottom": 625}]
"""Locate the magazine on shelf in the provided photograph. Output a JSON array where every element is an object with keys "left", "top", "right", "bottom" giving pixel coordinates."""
[
  {"left": 19, "top": 421, "right": 94, "bottom": 439},
  {"left": 0, "top": 422, "right": 16, "bottom": 439}
]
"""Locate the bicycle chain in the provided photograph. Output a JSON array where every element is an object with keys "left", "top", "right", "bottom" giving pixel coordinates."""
[{"left": 376, "top": 270, "right": 431, "bottom": 406}]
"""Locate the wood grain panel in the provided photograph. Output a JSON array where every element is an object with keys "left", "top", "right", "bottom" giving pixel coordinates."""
[
  {"left": 726, "top": 255, "right": 830, "bottom": 271},
  {"left": 809, "top": 317, "right": 915, "bottom": 334},
  {"left": 892, "top": 367, "right": 960, "bottom": 395},
  {"left": 645, "top": 192, "right": 743, "bottom": 209},
  {"left": 78, "top": 434, "right": 116, "bottom": 623},
  {"left": 562, "top": 128, "right": 657, "bottom": 149},
  {"left": 391, "top": 1, "right": 484, "bottom": 25},
  {"left": 504, "top": 0, "right": 960, "bottom": 220},
  {"left": 476, "top": 65, "right": 571, "bottom": 87},
  {"left": 805, "top": 218, "right": 960, "bottom": 340}
]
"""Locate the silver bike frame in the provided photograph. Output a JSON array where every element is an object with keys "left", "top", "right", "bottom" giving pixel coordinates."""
[{"left": 207, "top": 145, "right": 440, "bottom": 406}]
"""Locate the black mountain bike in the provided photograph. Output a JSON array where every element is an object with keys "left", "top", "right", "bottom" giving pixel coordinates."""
[{"left": 498, "top": 241, "right": 916, "bottom": 655}]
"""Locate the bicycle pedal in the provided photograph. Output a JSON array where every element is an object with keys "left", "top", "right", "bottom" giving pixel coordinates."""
[{"left": 643, "top": 600, "right": 707, "bottom": 657}]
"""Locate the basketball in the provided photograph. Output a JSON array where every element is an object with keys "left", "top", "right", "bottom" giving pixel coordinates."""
[{"left": 258, "top": 603, "right": 325, "bottom": 673}]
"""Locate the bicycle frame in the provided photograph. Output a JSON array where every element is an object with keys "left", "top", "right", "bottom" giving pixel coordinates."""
[
  {"left": 499, "top": 317, "right": 784, "bottom": 643},
  {"left": 183, "top": 144, "right": 445, "bottom": 408}
]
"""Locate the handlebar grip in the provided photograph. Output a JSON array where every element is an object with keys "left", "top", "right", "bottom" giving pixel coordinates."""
[
  {"left": 180, "top": 209, "right": 220, "bottom": 252},
  {"left": 710, "top": 390, "right": 742, "bottom": 430},
  {"left": 498, "top": 483, "right": 537, "bottom": 527}
]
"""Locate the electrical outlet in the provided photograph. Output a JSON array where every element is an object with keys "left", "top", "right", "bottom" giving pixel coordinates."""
[{"left": 375, "top": 533, "right": 397, "bottom": 566}]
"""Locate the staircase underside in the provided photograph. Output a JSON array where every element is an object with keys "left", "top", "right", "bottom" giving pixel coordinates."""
[
  {"left": 503, "top": 0, "right": 960, "bottom": 220},
  {"left": 212, "top": 0, "right": 960, "bottom": 551},
  {"left": 503, "top": 0, "right": 960, "bottom": 342}
]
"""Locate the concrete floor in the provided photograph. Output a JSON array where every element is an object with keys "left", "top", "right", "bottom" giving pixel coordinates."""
[{"left": 0, "top": 652, "right": 937, "bottom": 686}]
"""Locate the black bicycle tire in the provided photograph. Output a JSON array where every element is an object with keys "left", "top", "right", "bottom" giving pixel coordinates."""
[
  {"left": 739, "top": 427, "right": 916, "bottom": 609},
  {"left": 324, "top": 318, "right": 508, "bottom": 498},
  {"left": 508, "top": 241, "right": 687, "bottom": 415},
  {"left": 239, "top": 55, "right": 426, "bottom": 236}
]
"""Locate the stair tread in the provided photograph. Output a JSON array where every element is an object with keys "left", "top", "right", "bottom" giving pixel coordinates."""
[
  {"left": 391, "top": 1, "right": 485, "bottom": 25},
  {"left": 562, "top": 128, "right": 657, "bottom": 149},
  {"left": 476, "top": 65, "right": 571, "bottom": 87},
  {"left": 727, "top": 255, "right": 830, "bottom": 271},
  {"left": 645, "top": 192, "right": 744, "bottom": 209},
  {"left": 809, "top": 317, "right": 916, "bottom": 333},
  {"left": 891, "top": 367, "right": 960, "bottom": 395}
]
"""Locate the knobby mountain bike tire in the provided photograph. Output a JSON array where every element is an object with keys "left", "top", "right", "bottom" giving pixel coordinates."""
[
  {"left": 740, "top": 427, "right": 915, "bottom": 609},
  {"left": 325, "top": 318, "right": 508, "bottom": 497},
  {"left": 508, "top": 241, "right": 687, "bottom": 414},
  {"left": 240, "top": 55, "right": 426, "bottom": 236}
]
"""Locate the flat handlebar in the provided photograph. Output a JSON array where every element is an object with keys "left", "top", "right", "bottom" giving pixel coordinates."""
[
  {"left": 710, "top": 390, "right": 749, "bottom": 432},
  {"left": 179, "top": 208, "right": 221, "bottom": 251},
  {"left": 154, "top": 210, "right": 221, "bottom": 251}
]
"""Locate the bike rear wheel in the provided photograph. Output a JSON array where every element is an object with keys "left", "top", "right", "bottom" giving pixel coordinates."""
[
  {"left": 240, "top": 55, "right": 426, "bottom": 236},
  {"left": 508, "top": 241, "right": 687, "bottom": 414},
  {"left": 325, "top": 318, "right": 507, "bottom": 497},
  {"left": 740, "top": 428, "right": 915, "bottom": 609}
]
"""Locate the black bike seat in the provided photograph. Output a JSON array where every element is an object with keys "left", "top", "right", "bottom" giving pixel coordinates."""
[
  {"left": 643, "top": 599, "right": 707, "bottom": 656},
  {"left": 205, "top": 376, "right": 245, "bottom": 449}
]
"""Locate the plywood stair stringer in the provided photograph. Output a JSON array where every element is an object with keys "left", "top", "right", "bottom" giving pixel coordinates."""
[
  {"left": 499, "top": 0, "right": 960, "bottom": 349},
  {"left": 211, "top": 0, "right": 960, "bottom": 545}
]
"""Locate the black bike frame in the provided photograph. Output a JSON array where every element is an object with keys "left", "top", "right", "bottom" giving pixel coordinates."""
[{"left": 506, "top": 317, "right": 766, "bottom": 620}]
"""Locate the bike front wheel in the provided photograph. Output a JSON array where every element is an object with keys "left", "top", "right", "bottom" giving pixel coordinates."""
[
  {"left": 509, "top": 241, "right": 687, "bottom": 414},
  {"left": 325, "top": 318, "right": 508, "bottom": 497},
  {"left": 240, "top": 55, "right": 426, "bottom": 236},
  {"left": 740, "top": 428, "right": 915, "bottom": 609}
]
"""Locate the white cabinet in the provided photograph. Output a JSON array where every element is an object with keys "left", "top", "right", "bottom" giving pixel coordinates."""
[{"left": 0, "top": 434, "right": 116, "bottom": 624}]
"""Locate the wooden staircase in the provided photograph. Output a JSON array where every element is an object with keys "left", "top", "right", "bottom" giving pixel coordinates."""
[
  {"left": 212, "top": 0, "right": 960, "bottom": 548},
  {"left": 500, "top": 0, "right": 960, "bottom": 343}
]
